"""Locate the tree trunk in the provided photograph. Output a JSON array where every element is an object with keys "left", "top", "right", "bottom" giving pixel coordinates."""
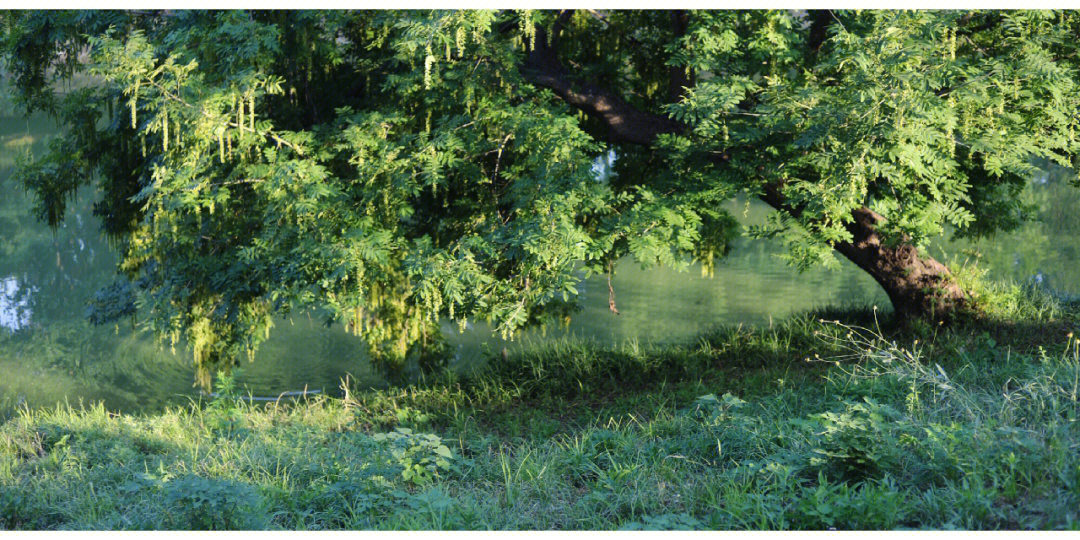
[
  {"left": 832, "top": 206, "right": 968, "bottom": 320},
  {"left": 760, "top": 184, "right": 969, "bottom": 320},
  {"left": 521, "top": 16, "right": 970, "bottom": 321}
]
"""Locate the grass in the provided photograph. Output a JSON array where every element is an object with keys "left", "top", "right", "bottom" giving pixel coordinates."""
[{"left": 1, "top": 277, "right": 1079, "bottom": 530}]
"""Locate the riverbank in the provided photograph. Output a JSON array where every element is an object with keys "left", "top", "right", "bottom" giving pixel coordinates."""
[{"left": 2, "top": 277, "right": 1079, "bottom": 530}]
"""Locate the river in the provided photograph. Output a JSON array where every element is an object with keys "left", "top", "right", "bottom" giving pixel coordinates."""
[{"left": 2, "top": 111, "right": 1078, "bottom": 417}]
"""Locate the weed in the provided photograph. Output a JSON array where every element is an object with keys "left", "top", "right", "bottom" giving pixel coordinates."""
[
  {"left": 372, "top": 428, "right": 455, "bottom": 486},
  {"left": 161, "top": 475, "right": 265, "bottom": 530}
]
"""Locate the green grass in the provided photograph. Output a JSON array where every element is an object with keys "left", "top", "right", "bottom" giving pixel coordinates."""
[{"left": 2, "top": 278, "right": 1079, "bottom": 530}]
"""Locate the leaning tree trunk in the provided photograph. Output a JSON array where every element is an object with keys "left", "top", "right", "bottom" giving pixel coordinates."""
[
  {"left": 832, "top": 207, "right": 968, "bottom": 320},
  {"left": 758, "top": 186, "right": 969, "bottom": 321},
  {"left": 520, "top": 15, "right": 969, "bottom": 321}
]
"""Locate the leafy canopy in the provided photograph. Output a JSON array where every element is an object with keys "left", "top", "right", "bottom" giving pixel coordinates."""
[{"left": 2, "top": 10, "right": 1079, "bottom": 381}]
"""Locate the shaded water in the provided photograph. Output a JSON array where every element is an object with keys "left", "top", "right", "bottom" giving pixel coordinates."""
[{"left": 2, "top": 113, "right": 1078, "bottom": 416}]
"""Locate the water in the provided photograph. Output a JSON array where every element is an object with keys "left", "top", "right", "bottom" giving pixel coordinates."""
[{"left": 2, "top": 112, "right": 1078, "bottom": 417}]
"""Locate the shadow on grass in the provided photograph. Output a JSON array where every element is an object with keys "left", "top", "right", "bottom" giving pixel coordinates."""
[
  {"left": 357, "top": 282, "right": 1080, "bottom": 440},
  {"left": 0, "top": 397, "right": 426, "bottom": 530},
  {"left": 4, "top": 279, "right": 1079, "bottom": 530}
]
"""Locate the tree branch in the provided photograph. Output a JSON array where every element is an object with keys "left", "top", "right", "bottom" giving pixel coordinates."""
[
  {"left": 520, "top": 12, "right": 685, "bottom": 145},
  {"left": 805, "top": 10, "right": 832, "bottom": 54},
  {"left": 515, "top": 11, "right": 897, "bottom": 272},
  {"left": 669, "top": 10, "right": 693, "bottom": 102}
]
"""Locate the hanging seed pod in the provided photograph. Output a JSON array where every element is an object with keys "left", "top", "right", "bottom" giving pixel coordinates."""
[
  {"left": 239, "top": 96, "right": 245, "bottom": 132},
  {"left": 942, "top": 27, "right": 948, "bottom": 61},
  {"left": 249, "top": 94, "right": 255, "bottom": 132},
  {"left": 424, "top": 53, "right": 434, "bottom": 90},
  {"left": 131, "top": 80, "right": 140, "bottom": 129},
  {"left": 162, "top": 109, "right": 169, "bottom": 152},
  {"left": 524, "top": 10, "right": 535, "bottom": 50},
  {"left": 219, "top": 132, "right": 225, "bottom": 163},
  {"left": 227, "top": 132, "right": 232, "bottom": 157},
  {"left": 946, "top": 27, "right": 956, "bottom": 62}
]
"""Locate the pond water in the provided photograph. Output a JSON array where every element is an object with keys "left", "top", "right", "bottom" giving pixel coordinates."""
[{"left": 2, "top": 113, "right": 1078, "bottom": 417}]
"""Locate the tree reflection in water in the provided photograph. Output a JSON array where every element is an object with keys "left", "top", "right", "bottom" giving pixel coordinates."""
[{"left": 2, "top": 112, "right": 1078, "bottom": 417}]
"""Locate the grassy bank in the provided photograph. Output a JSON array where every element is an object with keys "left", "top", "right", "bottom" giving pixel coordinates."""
[{"left": 2, "top": 277, "right": 1079, "bottom": 530}]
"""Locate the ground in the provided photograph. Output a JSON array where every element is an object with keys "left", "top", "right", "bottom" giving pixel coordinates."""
[{"left": 1, "top": 268, "right": 1079, "bottom": 530}]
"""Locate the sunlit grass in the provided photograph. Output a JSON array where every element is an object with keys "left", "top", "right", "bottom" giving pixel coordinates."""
[{"left": 1, "top": 282, "right": 1079, "bottom": 529}]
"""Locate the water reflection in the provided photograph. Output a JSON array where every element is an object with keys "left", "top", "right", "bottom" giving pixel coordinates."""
[
  {"left": 933, "top": 162, "right": 1080, "bottom": 297},
  {"left": 0, "top": 277, "right": 30, "bottom": 330}
]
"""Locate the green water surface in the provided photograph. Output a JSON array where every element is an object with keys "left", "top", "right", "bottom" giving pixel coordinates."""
[{"left": 2, "top": 111, "right": 1077, "bottom": 416}]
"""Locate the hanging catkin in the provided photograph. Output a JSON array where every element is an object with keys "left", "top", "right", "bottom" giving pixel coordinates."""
[
  {"left": 943, "top": 27, "right": 950, "bottom": 61},
  {"left": 131, "top": 80, "right": 140, "bottom": 129},
  {"left": 424, "top": 52, "right": 434, "bottom": 90},
  {"left": 162, "top": 109, "right": 169, "bottom": 152},
  {"left": 249, "top": 94, "right": 255, "bottom": 132}
]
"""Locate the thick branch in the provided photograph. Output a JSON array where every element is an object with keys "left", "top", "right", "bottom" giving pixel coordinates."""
[
  {"left": 521, "top": 16, "right": 685, "bottom": 145},
  {"left": 669, "top": 10, "right": 693, "bottom": 102},
  {"left": 517, "top": 12, "right": 965, "bottom": 318},
  {"left": 805, "top": 10, "right": 832, "bottom": 53},
  {"left": 760, "top": 179, "right": 966, "bottom": 319}
]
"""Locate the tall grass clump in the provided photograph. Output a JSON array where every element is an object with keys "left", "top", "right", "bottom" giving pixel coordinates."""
[
  {"left": 805, "top": 320, "right": 1080, "bottom": 528},
  {"left": 952, "top": 261, "right": 1075, "bottom": 324}
]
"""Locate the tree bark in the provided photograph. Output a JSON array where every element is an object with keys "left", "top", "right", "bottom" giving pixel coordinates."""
[
  {"left": 759, "top": 186, "right": 968, "bottom": 320},
  {"left": 835, "top": 209, "right": 968, "bottom": 320},
  {"left": 669, "top": 10, "right": 693, "bottom": 102},
  {"left": 520, "top": 14, "right": 969, "bottom": 320}
]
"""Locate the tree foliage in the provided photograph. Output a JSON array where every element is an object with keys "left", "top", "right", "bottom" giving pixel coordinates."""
[{"left": 2, "top": 10, "right": 1079, "bottom": 382}]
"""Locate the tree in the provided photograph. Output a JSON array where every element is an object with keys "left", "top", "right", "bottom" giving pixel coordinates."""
[{"left": 2, "top": 10, "right": 1079, "bottom": 381}]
